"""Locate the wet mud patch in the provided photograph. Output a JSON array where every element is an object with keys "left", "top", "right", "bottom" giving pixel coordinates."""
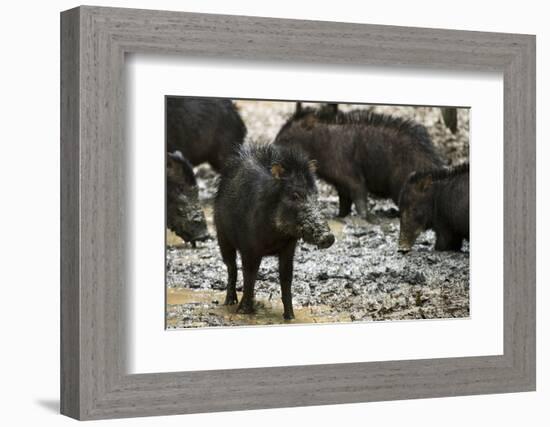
[{"left": 166, "top": 288, "right": 350, "bottom": 328}]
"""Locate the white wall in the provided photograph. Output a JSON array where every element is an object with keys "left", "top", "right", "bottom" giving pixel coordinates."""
[{"left": 0, "top": 0, "right": 546, "bottom": 425}]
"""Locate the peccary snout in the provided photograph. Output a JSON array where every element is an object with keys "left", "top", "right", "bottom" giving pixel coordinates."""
[{"left": 299, "top": 200, "right": 335, "bottom": 249}]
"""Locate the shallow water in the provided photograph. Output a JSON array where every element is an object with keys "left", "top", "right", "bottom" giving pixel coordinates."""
[{"left": 166, "top": 288, "right": 350, "bottom": 328}]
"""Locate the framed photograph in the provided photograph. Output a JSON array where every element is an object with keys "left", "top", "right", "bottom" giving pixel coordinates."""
[{"left": 61, "top": 6, "right": 536, "bottom": 420}]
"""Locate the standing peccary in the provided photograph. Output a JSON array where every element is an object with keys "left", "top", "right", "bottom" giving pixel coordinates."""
[
  {"left": 166, "top": 97, "right": 247, "bottom": 172},
  {"left": 398, "top": 163, "right": 469, "bottom": 252},
  {"left": 214, "top": 144, "right": 335, "bottom": 320},
  {"left": 274, "top": 105, "right": 444, "bottom": 220},
  {"left": 166, "top": 151, "right": 210, "bottom": 244}
]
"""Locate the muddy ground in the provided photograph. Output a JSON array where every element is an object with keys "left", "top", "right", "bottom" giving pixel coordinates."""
[{"left": 166, "top": 102, "right": 470, "bottom": 328}]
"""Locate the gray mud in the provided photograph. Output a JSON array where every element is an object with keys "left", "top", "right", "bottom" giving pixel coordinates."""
[{"left": 166, "top": 103, "right": 470, "bottom": 328}]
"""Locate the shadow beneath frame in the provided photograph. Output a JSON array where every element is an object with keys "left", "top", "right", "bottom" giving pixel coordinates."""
[{"left": 35, "top": 399, "right": 59, "bottom": 414}]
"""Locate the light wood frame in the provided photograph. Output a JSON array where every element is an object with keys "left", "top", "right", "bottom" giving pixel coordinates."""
[{"left": 61, "top": 5, "right": 536, "bottom": 420}]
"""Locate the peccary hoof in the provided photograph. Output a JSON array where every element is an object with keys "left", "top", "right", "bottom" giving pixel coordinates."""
[
  {"left": 236, "top": 300, "right": 255, "bottom": 314},
  {"left": 365, "top": 212, "right": 381, "bottom": 225},
  {"left": 338, "top": 207, "right": 351, "bottom": 218},
  {"left": 283, "top": 312, "right": 295, "bottom": 320},
  {"left": 223, "top": 295, "right": 238, "bottom": 305}
]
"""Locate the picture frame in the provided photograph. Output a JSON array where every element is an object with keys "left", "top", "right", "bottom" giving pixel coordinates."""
[{"left": 60, "top": 5, "right": 536, "bottom": 420}]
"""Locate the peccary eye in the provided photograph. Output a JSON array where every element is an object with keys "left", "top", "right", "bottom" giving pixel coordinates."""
[{"left": 292, "top": 192, "right": 301, "bottom": 201}]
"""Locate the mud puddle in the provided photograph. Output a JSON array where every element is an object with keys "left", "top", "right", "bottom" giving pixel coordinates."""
[{"left": 166, "top": 288, "right": 350, "bottom": 328}]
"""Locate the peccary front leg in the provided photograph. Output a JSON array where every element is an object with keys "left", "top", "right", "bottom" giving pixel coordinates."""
[
  {"left": 353, "top": 196, "right": 369, "bottom": 218},
  {"left": 336, "top": 188, "right": 352, "bottom": 217},
  {"left": 224, "top": 264, "right": 238, "bottom": 305},
  {"left": 435, "top": 228, "right": 463, "bottom": 251},
  {"left": 237, "top": 255, "right": 261, "bottom": 314},
  {"left": 352, "top": 190, "right": 379, "bottom": 224},
  {"left": 278, "top": 242, "right": 297, "bottom": 320},
  {"left": 347, "top": 179, "right": 378, "bottom": 223},
  {"left": 219, "top": 234, "right": 238, "bottom": 305}
]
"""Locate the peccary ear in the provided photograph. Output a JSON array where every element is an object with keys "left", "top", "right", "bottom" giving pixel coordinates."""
[
  {"left": 271, "top": 163, "right": 285, "bottom": 179},
  {"left": 166, "top": 153, "right": 177, "bottom": 169},
  {"left": 416, "top": 175, "right": 433, "bottom": 192},
  {"left": 308, "top": 159, "right": 318, "bottom": 173},
  {"left": 166, "top": 154, "right": 179, "bottom": 180},
  {"left": 168, "top": 150, "right": 184, "bottom": 163},
  {"left": 295, "top": 102, "right": 302, "bottom": 114}
]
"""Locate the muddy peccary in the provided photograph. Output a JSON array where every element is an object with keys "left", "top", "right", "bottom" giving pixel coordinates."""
[
  {"left": 398, "top": 163, "right": 469, "bottom": 252},
  {"left": 166, "top": 151, "right": 209, "bottom": 245},
  {"left": 166, "top": 97, "right": 246, "bottom": 172},
  {"left": 274, "top": 106, "right": 444, "bottom": 220},
  {"left": 214, "top": 144, "right": 335, "bottom": 319}
]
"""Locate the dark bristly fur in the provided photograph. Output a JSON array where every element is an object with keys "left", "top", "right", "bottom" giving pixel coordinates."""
[
  {"left": 285, "top": 106, "right": 432, "bottom": 147},
  {"left": 223, "top": 144, "right": 316, "bottom": 185},
  {"left": 408, "top": 163, "right": 469, "bottom": 184}
]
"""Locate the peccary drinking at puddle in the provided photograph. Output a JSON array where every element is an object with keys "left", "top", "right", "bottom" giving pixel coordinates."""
[
  {"left": 398, "top": 163, "right": 469, "bottom": 252},
  {"left": 166, "top": 151, "right": 209, "bottom": 245},
  {"left": 214, "top": 144, "right": 335, "bottom": 319},
  {"left": 274, "top": 105, "right": 444, "bottom": 220},
  {"left": 166, "top": 97, "right": 246, "bottom": 172}
]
